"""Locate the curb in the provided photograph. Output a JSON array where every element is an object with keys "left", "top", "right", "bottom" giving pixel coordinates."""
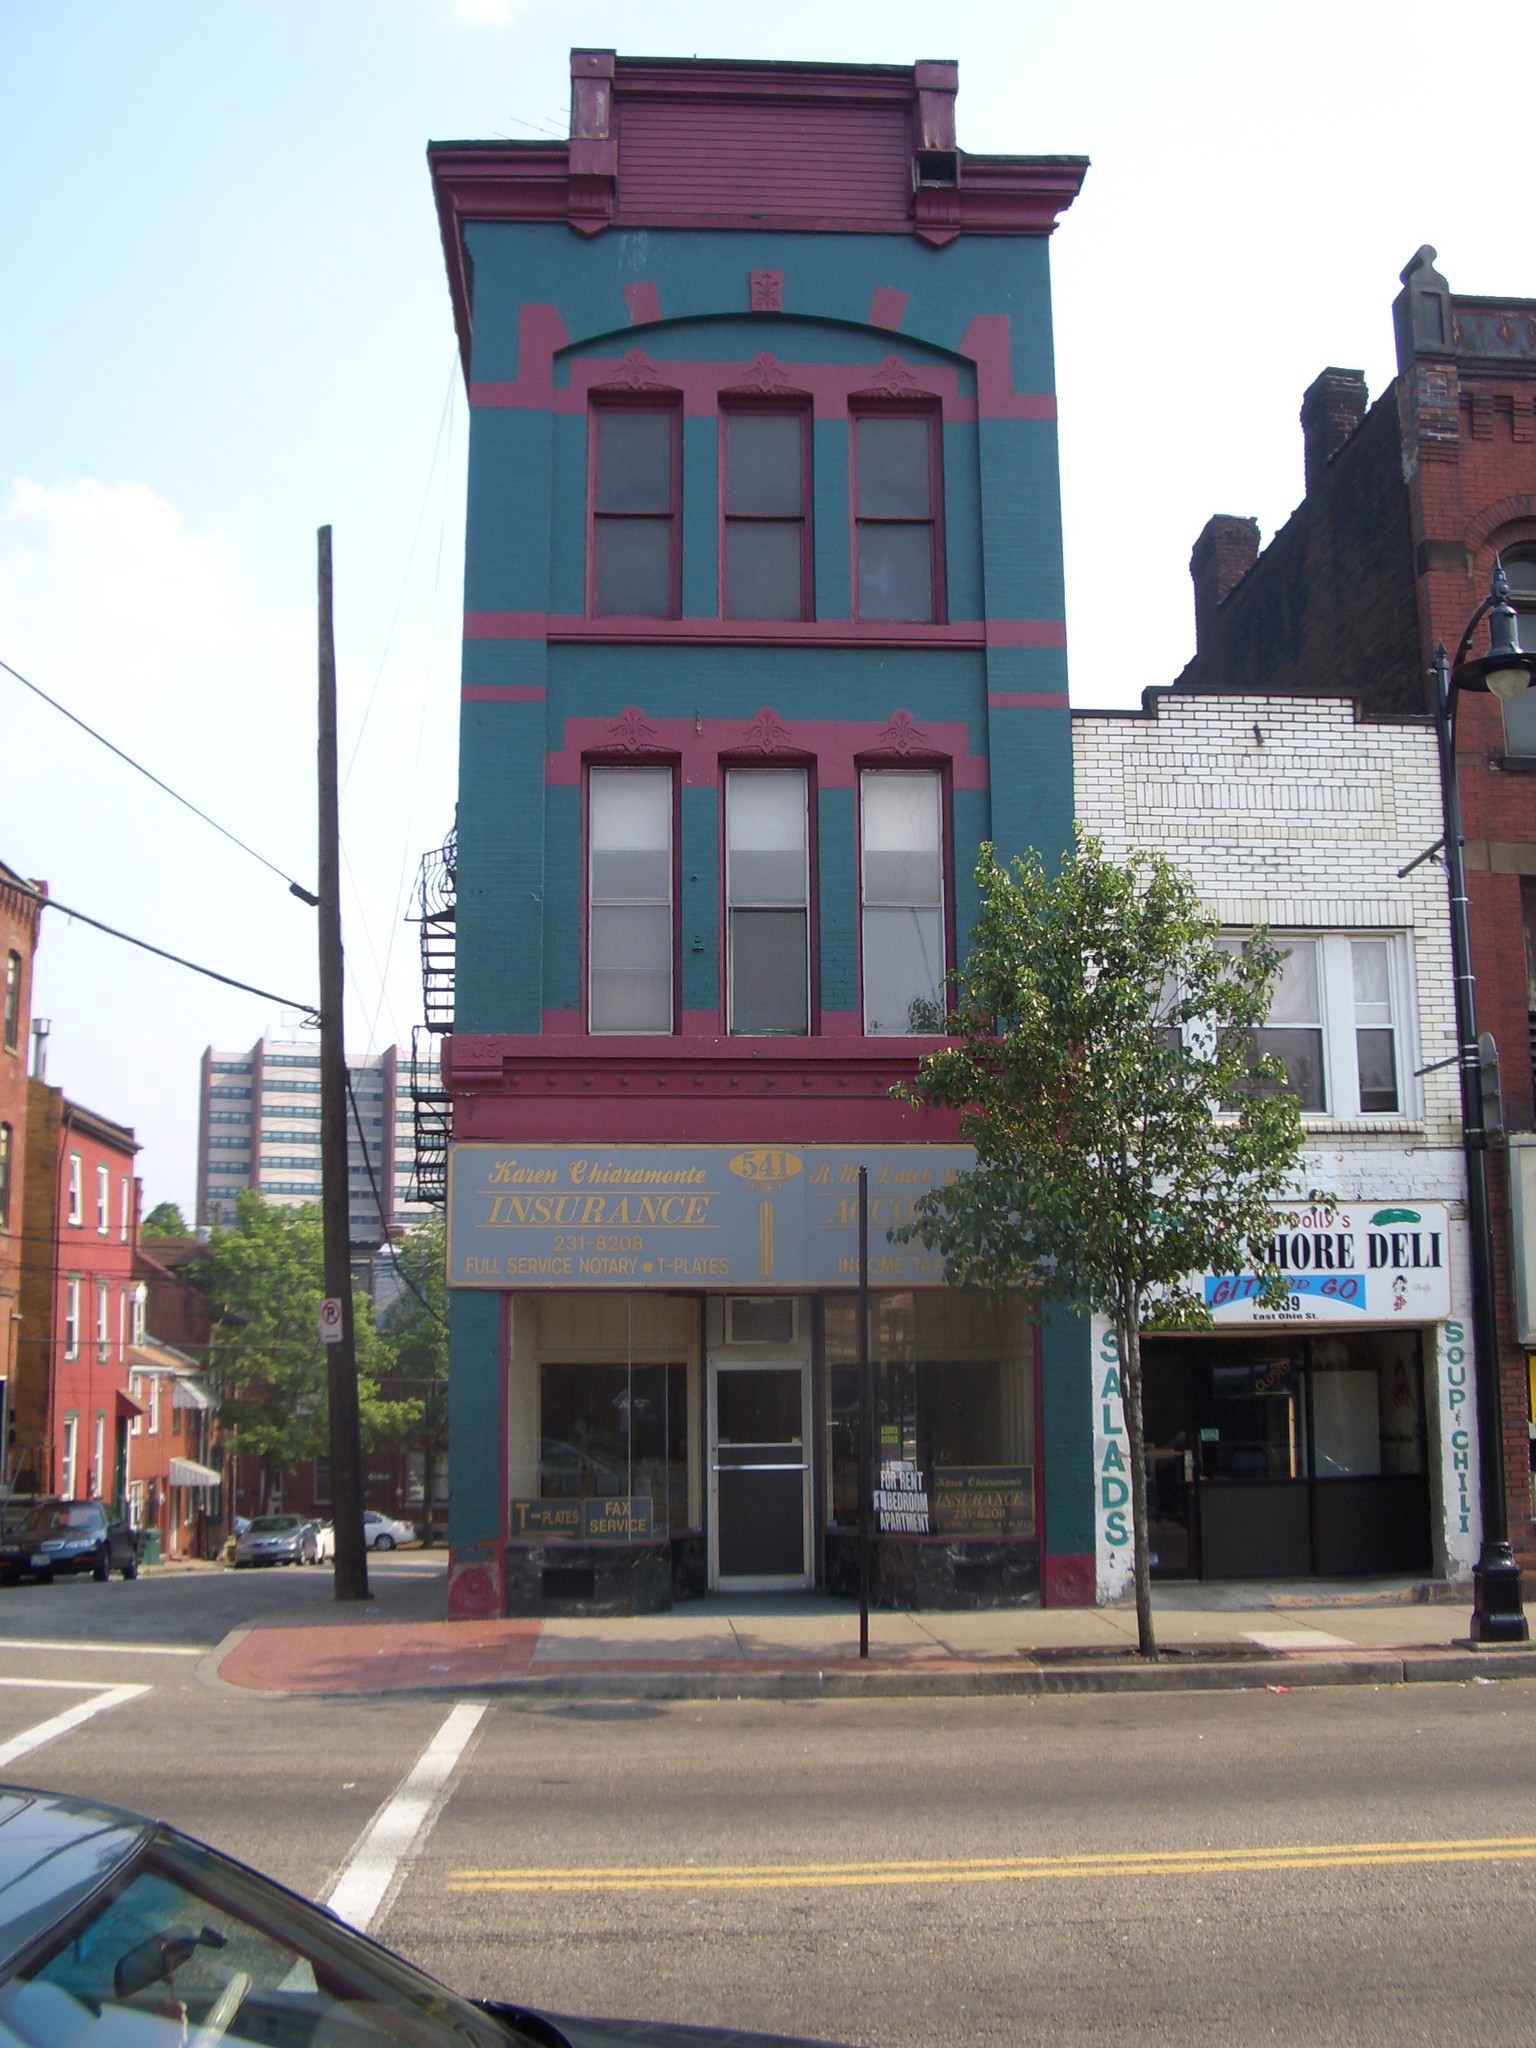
[{"left": 215, "top": 1646, "right": 1536, "bottom": 1705}]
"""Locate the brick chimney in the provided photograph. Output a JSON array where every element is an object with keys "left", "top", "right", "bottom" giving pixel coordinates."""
[
  {"left": 1300, "top": 367, "right": 1368, "bottom": 495},
  {"left": 1190, "top": 515, "right": 1260, "bottom": 650}
]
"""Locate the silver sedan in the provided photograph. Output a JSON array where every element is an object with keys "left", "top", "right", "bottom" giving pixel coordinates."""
[{"left": 231, "top": 1514, "right": 317, "bottom": 1568}]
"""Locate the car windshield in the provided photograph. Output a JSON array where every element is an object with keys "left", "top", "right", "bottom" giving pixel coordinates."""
[
  {"left": 0, "top": 1827, "right": 523, "bottom": 2047},
  {"left": 244, "top": 1518, "right": 299, "bottom": 1535},
  {"left": 19, "top": 1506, "right": 98, "bottom": 1536}
]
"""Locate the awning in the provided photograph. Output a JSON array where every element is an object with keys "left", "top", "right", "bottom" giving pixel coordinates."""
[
  {"left": 168, "top": 1458, "right": 221, "bottom": 1490},
  {"left": 171, "top": 1379, "right": 217, "bottom": 1412},
  {"left": 114, "top": 1389, "right": 145, "bottom": 1420}
]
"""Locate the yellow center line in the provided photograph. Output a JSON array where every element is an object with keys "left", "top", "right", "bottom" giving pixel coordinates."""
[{"left": 446, "top": 1836, "right": 1536, "bottom": 1895}]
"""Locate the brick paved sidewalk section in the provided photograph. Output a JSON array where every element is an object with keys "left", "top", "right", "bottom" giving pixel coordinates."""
[{"left": 211, "top": 1570, "right": 1536, "bottom": 1700}]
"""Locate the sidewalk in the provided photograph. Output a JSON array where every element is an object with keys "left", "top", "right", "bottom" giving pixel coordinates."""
[{"left": 210, "top": 1562, "right": 1536, "bottom": 1701}]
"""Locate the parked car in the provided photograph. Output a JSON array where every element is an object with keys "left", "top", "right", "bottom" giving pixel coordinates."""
[
  {"left": 0, "top": 1783, "right": 843, "bottom": 2047},
  {"left": 232, "top": 1514, "right": 317, "bottom": 1568},
  {"left": 0, "top": 1503, "right": 137, "bottom": 1586},
  {"left": 363, "top": 1509, "right": 416, "bottom": 1550}
]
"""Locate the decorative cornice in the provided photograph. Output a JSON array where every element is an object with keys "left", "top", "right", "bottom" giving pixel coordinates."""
[
  {"left": 872, "top": 710, "right": 928, "bottom": 755},
  {"left": 598, "top": 349, "right": 669, "bottom": 391},
  {"left": 724, "top": 352, "right": 795, "bottom": 395},
  {"left": 740, "top": 707, "right": 794, "bottom": 753},
  {"left": 598, "top": 706, "right": 661, "bottom": 753}
]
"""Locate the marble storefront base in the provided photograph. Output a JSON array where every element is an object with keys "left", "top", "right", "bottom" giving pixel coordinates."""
[
  {"left": 502, "top": 1530, "right": 709, "bottom": 1615},
  {"left": 823, "top": 1529, "right": 1040, "bottom": 1608}
]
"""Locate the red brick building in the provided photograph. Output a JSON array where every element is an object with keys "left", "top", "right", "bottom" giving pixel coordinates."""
[
  {"left": 1174, "top": 245, "right": 1536, "bottom": 1568},
  {"left": 16, "top": 1087, "right": 141, "bottom": 1504},
  {"left": 0, "top": 860, "right": 44, "bottom": 1474}
]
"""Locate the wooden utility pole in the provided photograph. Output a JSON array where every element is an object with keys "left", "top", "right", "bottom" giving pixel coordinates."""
[{"left": 317, "top": 526, "right": 369, "bottom": 1603}]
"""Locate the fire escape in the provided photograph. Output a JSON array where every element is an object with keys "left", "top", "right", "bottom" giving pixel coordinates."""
[{"left": 408, "top": 827, "right": 455, "bottom": 1205}]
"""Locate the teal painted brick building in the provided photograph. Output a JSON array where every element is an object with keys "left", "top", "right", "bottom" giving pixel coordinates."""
[{"left": 429, "top": 51, "right": 1095, "bottom": 1618}]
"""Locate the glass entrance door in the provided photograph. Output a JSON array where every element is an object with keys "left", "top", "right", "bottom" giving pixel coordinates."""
[{"left": 709, "top": 1362, "right": 811, "bottom": 1591}]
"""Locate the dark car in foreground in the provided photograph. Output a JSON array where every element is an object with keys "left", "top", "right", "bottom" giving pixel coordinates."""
[
  {"left": 0, "top": 1502, "right": 137, "bottom": 1585},
  {"left": 0, "top": 1784, "right": 843, "bottom": 2047}
]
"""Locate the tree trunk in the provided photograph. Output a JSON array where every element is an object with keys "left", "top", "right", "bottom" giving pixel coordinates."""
[{"left": 1116, "top": 1295, "right": 1157, "bottom": 1660}]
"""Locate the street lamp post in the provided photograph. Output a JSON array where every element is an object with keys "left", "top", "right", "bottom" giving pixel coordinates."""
[{"left": 1433, "top": 560, "right": 1535, "bottom": 1643}]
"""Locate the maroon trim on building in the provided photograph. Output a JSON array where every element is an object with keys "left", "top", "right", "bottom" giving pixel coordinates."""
[
  {"left": 544, "top": 710, "right": 983, "bottom": 791},
  {"left": 462, "top": 683, "right": 546, "bottom": 701},
  {"left": 869, "top": 287, "right": 907, "bottom": 331},
  {"left": 1041, "top": 1552, "right": 1096, "bottom": 1607},
  {"left": 622, "top": 281, "right": 661, "bottom": 325},
  {"left": 442, "top": 1032, "right": 961, "bottom": 1146},
  {"left": 988, "top": 690, "right": 1070, "bottom": 709},
  {"left": 464, "top": 611, "right": 1060, "bottom": 650}
]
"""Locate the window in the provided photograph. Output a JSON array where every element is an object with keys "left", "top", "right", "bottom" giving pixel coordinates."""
[
  {"left": 853, "top": 411, "right": 940, "bottom": 622},
  {"left": 148, "top": 1374, "right": 161, "bottom": 1436},
  {"left": 591, "top": 404, "right": 679, "bottom": 617},
  {"left": 588, "top": 765, "right": 673, "bottom": 1032},
  {"left": 0, "top": 1123, "right": 10, "bottom": 1231},
  {"left": 726, "top": 769, "right": 809, "bottom": 1034},
  {"left": 722, "top": 409, "right": 809, "bottom": 619},
  {"left": 1500, "top": 552, "right": 1536, "bottom": 754},
  {"left": 96, "top": 1281, "right": 109, "bottom": 1361},
  {"left": 60, "top": 1414, "right": 78, "bottom": 1499},
  {"left": 1221, "top": 933, "right": 1406, "bottom": 1117},
  {"left": 120, "top": 1173, "right": 131, "bottom": 1241},
  {"left": 96, "top": 1163, "right": 110, "bottom": 1234},
  {"left": 540, "top": 1360, "right": 687, "bottom": 1536},
  {"left": 860, "top": 769, "right": 946, "bottom": 1034},
  {"left": 93, "top": 1413, "right": 106, "bottom": 1501},
  {"left": 2, "top": 950, "right": 18, "bottom": 1051},
  {"left": 67, "top": 1151, "right": 82, "bottom": 1225},
  {"left": 129, "top": 1375, "right": 143, "bottom": 1436},
  {"left": 64, "top": 1276, "right": 80, "bottom": 1360}
]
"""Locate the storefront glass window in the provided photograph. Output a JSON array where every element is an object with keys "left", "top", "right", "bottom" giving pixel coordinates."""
[
  {"left": 539, "top": 1361, "right": 687, "bottom": 1534},
  {"left": 822, "top": 1292, "right": 1033, "bottom": 1529}
]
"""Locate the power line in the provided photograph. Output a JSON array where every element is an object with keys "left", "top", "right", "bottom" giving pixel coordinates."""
[
  {"left": 0, "top": 653, "right": 319, "bottom": 906},
  {"left": 11, "top": 878, "right": 317, "bottom": 1018}
]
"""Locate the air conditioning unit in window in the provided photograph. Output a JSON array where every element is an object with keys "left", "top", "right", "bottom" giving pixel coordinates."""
[{"left": 725, "top": 1296, "right": 797, "bottom": 1347}]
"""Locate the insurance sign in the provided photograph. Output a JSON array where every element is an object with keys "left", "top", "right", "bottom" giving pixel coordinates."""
[{"left": 446, "top": 1143, "right": 974, "bottom": 1289}]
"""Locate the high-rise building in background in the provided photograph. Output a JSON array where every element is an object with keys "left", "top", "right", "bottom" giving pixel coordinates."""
[{"left": 195, "top": 1039, "right": 434, "bottom": 1248}]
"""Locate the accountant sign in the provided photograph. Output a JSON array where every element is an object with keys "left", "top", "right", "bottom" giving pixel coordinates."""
[{"left": 446, "top": 1143, "right": 974, "bottom": 1290}]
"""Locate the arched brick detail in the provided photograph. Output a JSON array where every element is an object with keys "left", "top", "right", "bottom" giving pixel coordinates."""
[{"left": 1465, "top": 493, "right": 1536, "bottom": 563}]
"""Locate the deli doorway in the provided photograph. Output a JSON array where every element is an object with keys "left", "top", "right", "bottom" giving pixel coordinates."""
[{"left": 1141, "top": 1328, "right": 1433, "bottom": 1579}]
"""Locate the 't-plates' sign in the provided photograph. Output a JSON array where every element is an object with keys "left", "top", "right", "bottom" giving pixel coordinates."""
[
  {"left": 447, "top": 1143, "right": 975, "bottom": 1290},
  {"left": 1199, "top": 1201, "right": 1451, "bottom": 1324}
]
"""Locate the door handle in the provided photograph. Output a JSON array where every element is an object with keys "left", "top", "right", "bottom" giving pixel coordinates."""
[{"left": 712, "top": 1462, "right": 807, "bottom": 1474}]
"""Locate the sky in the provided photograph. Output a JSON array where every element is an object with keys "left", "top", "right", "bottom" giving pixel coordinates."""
[{"left": 3, "top": 0, "right": 1528, "bottom": 1218}]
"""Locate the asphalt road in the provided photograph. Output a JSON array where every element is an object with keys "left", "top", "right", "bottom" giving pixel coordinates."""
[{"left": 1, "top": 1565, "right": 1533, "bottom": 2047}]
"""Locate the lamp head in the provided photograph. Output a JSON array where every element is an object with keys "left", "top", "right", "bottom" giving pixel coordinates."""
[{"left": 1453, "top": 556, "right": 1536, "bottom": 701}]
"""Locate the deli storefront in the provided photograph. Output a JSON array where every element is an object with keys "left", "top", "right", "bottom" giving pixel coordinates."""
[
  {"left": 448, "top": 1142, "right": 1044, "bottom": 1614},
  {"left": 1095, "top": 1201, "right": 1478, "bottom": 1589}
]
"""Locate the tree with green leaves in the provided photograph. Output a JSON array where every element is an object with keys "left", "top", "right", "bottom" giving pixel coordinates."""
[
  {"left": 897, "top": 834, "right": 1310, "bottom": 1657},
  {"left": 201, "top": 1191, "right": 415, "bottom": 1509},
  {"left": 141, "top": 1201, "right": 191, "bottom": 1238},
  {"left": 379, "top": 1217, "right": 449, "bottom": 1545}
]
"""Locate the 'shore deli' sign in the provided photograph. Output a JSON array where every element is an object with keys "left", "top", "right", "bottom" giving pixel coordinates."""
[
  {"left": 447, "top": 1143, "right": 974, "bottom": 1289},
  {"left": 1200, "top": 1201, "right": 1451, "bottom": 1324}
]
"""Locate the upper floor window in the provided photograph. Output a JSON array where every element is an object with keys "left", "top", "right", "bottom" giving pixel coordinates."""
[
  {"left": 1500, "top": 551, "right": 1536, "bottom": 754},
  {"left": 588, "top": 765, "right": 673, "bottom": 1033},
  {"left": 67, "top": 1152, "right": 82, "bottom": 1226},
  {"left": 96, "top": 1163, "right": 110, "bottom": 1235},
  {"left": 853, "top": 411, "right": 941, "bottom": 623},
  {"left": 120, "top": 1174, "right": 131, "bottom": 1242},
  {"left": 591, "top": 404, "right": 679, "bottom": 618},
  {"left": 0, "top": 1124, "right": 10, "bottom": 1231},
  {"left": 861, "top": 769, "right": 946, "bottom": 1034},
  {"left": 96, "top": 1281, "right": 110, "bottom": 1361},
  {"left": 1220, "top": 934, "right": 1405, "bottom": 1117},
  {"left": 726, "top": 769, "right": 809, "bottom": 1035},
  {"left": 722, "top": 409, "right": 810, "bottom": 621},
  {"left": 64, "top": 1276, "right": 80, "bottom": 1361},
  {"left": 3, "top": 951, "right": 18, "bottom": 1051}
]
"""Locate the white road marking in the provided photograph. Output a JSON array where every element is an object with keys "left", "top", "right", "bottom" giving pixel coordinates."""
[
  {"left": 324, "top": 1701, "right": 487, "bottom": 1935},
  {"left": 0, "top": 1636, "right": 202, "bottom": 1658},
  {"left": 0, "top": 1683, "right": 150, "bottom": 1770},
  {"left": 1243, "top": 1629, "right": 1356, "bottom": 1650}
]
